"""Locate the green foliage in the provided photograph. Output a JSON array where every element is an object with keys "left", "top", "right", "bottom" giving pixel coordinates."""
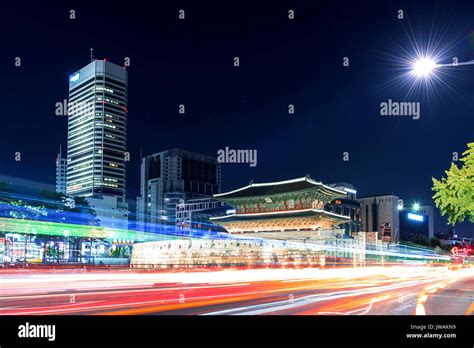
[
  {"left": 37, "top": 189, "right": 99, "bottom": 225},
  {"left": 440, "top": 244, "right": 452, "bottom": 252},
  {"left": 8, "top": 200, "right": 48, "bottom": 220},
  {"left": 1, "top": 188, "right": 98, "bottom": 226},
  {"left": 45, "top": 245, "right": 64, "bottom": 258},
  {"left": 411, "top": 234, "right": 430, "bottom": 247},
  {"left": 109, "top": 246, "right": 129, "bottom": 258},
  {"left": 429, "top": 236, "right": 441, "bottom": 248},
  {"left": 432, "top": 142, "right": 474, "bottom": 225}
]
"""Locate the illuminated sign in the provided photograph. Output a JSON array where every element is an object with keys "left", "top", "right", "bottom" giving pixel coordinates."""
[
  {"left": 70, "top": 72, "right": 80, "bottom": 83},
  {"left": 335, "top": 200, "right": 342, "bottom": 205},
  {"left": 407, "top": 212, "right": 424, "bottom": 222},
  {"left": 226, "top": 209, "right": 236, "bottom": 215}
]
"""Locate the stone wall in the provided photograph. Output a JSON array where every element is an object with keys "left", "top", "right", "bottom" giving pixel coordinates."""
[{"left": 130, "top": 235, "right": 367, "bottom": 269}]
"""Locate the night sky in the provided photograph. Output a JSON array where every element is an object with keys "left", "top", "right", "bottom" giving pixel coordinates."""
[{"left": 1, "top": 1, "right": 473, "bottom": 236}]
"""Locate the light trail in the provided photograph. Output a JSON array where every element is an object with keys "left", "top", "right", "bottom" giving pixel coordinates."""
[
  {"left": 202, "top": 273, "right": 450, "bottom": 316},
  {"left": 1, "top": 266, "right": 472, "bottom": 315}
]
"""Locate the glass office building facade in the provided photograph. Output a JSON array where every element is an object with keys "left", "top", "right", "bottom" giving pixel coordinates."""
[{"left": 66, "top": 60, "right": 128, "bottom": 198}]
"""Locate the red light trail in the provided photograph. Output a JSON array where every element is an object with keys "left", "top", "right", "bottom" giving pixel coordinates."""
[{"left": 1, "top": 265, "right": 472, "bottom": 315}]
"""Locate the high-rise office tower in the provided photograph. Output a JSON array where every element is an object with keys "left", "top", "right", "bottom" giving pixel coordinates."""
[
  {"left": 55, "top": 145, "right": 67, "bottom": 194},
  {"left": 66, "top": 59, "right": 128, "bottom": 198},
  {"left": 137, "top": 149, "right": 221, "bottom": 230}
]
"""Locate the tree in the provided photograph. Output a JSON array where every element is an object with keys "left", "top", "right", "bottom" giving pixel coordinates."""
[
  {"left": 36, "top": 190, "right": 100, "bottom": 262},
  {"left": 432, "top": 142, "right": 474, "bottom": 225},
  {"left": 429, "top": 236, "right": 441, "bottom": 249},
  {"left": 1, "top": 188, "right": 98, "bottom": 225},
  {"left": 37, "top": 189, "right": 99, "bottom": 226},
  {"left": 110, "top": 246, "right": 127, "bottom": 258},
  {"left": 411, "top": 234, "right": 430, "bottom": 247}
]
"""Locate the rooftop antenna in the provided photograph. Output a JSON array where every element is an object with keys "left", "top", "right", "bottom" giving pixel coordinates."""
[{"left": 90, "top": 48, "right": 95, "bottom": 62}]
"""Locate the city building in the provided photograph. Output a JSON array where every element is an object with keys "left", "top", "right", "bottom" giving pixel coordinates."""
[
  {"left": 357, "top": 194, "right": 400, "bottom": 243},
  {"left": 175, "top": 197, "right": 229, "bottom": 232},
  {"left": 325, "top": 183, "right": 361, "bottom": 238},
  {"left": 137, "top": 149, "right": 221, "bottom": 231},
  {"left": 210, "top": 176, "right": 351, "bottom": 240},
  {"left": 329, "top": 183, "right": 358, "bottom": 200},
  {"left": 418, "top": 205, "right": 435, "bottom": 238},
  {"left": 0, "top": 192, "right": 159, "bottom": 265},
  {"left": 399, "top": 210, "right": 430, "bottom": 242},
  {"left": 66, "top": 59, "right": 128, "bottom": 198},
  {"left": 65, "top": 59, "right": 129, "bottom": 228},
  {"left": 86, "top": 195, "right": 129, "bottom": 230},
  {"left": 394, "top": 203, "right": 435, "bottom": 242},
  {"left": 55, "top": 145, "right": 67, "bottom": 194}
]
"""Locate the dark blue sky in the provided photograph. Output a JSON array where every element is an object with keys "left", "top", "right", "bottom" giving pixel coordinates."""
[{"left": 0, "top": 1, "right": 473, "bottom": 236}]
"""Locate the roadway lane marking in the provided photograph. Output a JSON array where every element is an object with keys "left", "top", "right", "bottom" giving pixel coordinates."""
[
  {"left": 1, "top": 277, "right": 439, "bottom": 316},
  {"left": 203, "top": 276, "right": 448, "bottom": 315},
  {"left": 415, "top": 303, "right": 426, "bottom": 315},
  {"left": 464, "top": 302, "right": 474, "bottom": 315},
  {"left": 318, "top": 299, "right": 376, "bottom": 315}
]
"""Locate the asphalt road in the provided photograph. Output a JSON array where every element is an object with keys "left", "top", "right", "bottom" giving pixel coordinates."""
[{"left": 0, "top": 266, "right": 472, "bottom": 315}]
